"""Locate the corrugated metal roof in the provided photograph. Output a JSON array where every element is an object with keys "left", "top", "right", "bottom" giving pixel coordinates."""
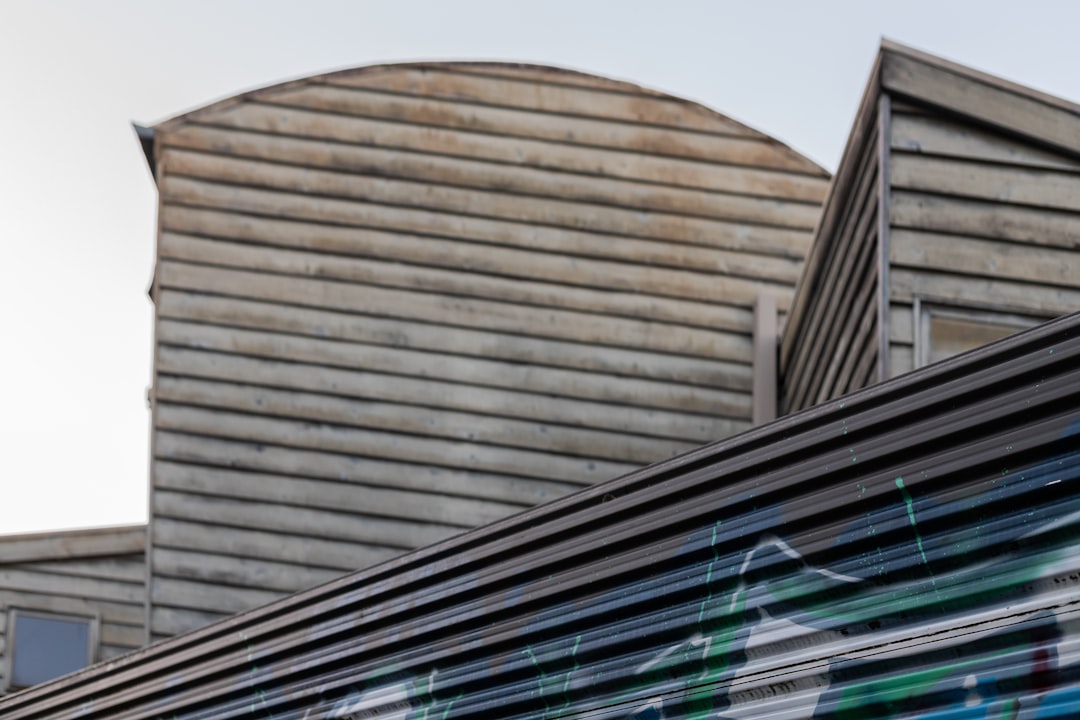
[{"left": 3, "top": 312, "right": 1079, "bottom": 718}]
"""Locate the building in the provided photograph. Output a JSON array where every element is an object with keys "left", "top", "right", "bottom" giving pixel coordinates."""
[{"left": 0, "top": 40, "right": 1078, "bottom": 710}]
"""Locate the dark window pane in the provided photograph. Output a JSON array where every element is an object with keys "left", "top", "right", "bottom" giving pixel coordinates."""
[{"left": 10, "top": 614, "right": 91, "bottom": 689}]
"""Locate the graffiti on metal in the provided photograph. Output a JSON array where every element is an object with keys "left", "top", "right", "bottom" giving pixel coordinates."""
[{"left": 321, "top": 420, "right": 1080, "bottom": 719}]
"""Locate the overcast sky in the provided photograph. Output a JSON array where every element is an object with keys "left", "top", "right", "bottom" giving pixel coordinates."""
[{"left": 1, "top": 1, "right": 1079, "bottom": 536}]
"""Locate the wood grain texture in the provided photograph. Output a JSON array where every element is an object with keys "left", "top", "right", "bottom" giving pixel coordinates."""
[
  {"left": 252, "top": 83, "right": 827, "bottom": 173},
  {"left": 781, "top": 121, "right": 881, "bottom": 414},
  {"left": 155, "top": 291, "right": 752, "bottom": 390},
  {"left": 0, "top": 526, "right": 145, "bottom": 564},
  {"left": 156, "top": 260, "right": 753, "bottom": 362},
  {"left": 885, "top": 99, "right": 1080, "bottom": 366},
  {"left": 153, "top": 437, "right": 584, "bottom": 507},
  {"left": 154, "top": 345, "right": 744, "bottom": 439},
  {"left": 890, "top": 112, "right": 1080, "bottom": 172},
  {"left": 786, "top": 41, "right": 1080, "bottom": 427},
  {"left": 146, "top": 61, "right": 826, "bottom": 640},
  {"left": 881, "top": 48, "right": 1080, "bottom": 158},
  {"left": 157, "top": 232, "right": 765, "bottom": 331},
  {"left": 322, "top": 65, "right": 761, "bottom": 135}
]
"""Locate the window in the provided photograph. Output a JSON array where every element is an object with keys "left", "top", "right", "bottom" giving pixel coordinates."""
[
  {"left": 915, "top": 300, "right": 1044, "bottom": 368},
  {"left": 3, "top": 609, "right": 97, "bottom": 692}
]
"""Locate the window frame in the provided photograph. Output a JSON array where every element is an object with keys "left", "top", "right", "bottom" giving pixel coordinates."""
[
  {"left": 2, "top": 608, "right": 99, "bottom": 693},
  {"left": 913, "top": 298, "right": 1047, "bottom": 369}
]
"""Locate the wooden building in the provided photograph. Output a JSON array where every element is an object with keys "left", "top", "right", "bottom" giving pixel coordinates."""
[
  {"left": 2, "top": 41, "right": 1079, "bottom": 696},
  {"left": 138, "top": 62, "right": 830, "bottom": 641},
  {"left": 782, "top": 40, "right": 1080, "bottom": 414},
  {"left": 0, "top": 527, "right": 145, "bottom": 693}
]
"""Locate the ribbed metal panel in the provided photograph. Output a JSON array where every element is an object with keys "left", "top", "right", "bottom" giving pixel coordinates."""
[{"left": 5, "top": 313, "right": 1080, "bottom": 719}]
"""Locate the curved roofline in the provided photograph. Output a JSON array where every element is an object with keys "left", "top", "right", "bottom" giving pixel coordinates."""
[{"left": 147, "top": 59, "right": 829, "bottom": 177}]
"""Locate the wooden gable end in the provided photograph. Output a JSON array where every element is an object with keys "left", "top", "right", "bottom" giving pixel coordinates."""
[
  {"left": 146, "top": 62, "right": 829, "bottom": 639},
  {"left": 783, "top": 41, "right": 1080, "bottom": 413}
]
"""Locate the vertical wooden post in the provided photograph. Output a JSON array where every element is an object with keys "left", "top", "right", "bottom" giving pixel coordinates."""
[
  {"left": 876, "top": 92, "right": 892, "bottom": 383},
  {"left": 753, "top": 293, "right": 778, "bottom": 425}
]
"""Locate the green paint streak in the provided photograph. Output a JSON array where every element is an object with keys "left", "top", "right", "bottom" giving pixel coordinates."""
[
  {"left": 997, "top": 698, "right": 1020, "bottom": 718},
  {"left": 896, "top": 477, "right": 936, "bottom": 590},
  {"left": 522, "top": 646, "right": 550, "bottom": 715},
  {"left": 440, "top": 693, "right": 462, "bottom": 720},
  {"left": 560, "top": 634, "right": 582, "bottom": 710}
]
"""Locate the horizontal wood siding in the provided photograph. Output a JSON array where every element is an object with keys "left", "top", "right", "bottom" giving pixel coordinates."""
[
  {"left": 887, "top": 99, "right": 1080, "bottom": 375},
  {"left": 0, "top": 527, "right": 146, "bottom": 693},
  {"left": 780, "top": 121, "right": 880, "bottom": 414},
  {"left": 149, "top": 63, "right": 828, "bottom": 638}
]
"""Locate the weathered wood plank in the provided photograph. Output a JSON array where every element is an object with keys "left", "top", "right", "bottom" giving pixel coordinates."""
[
  {"left": 156, "top": 317, "right": 747, "bottom": 415},
  {"left": 813, "top": 248, "right": 878, "bottom": 406},
  {"left": 152, "top": 518, "right": 400, "bottom": 573},
  {"left": 251, "top": 84, "right": 827, "bottom": 173},
  {"left": 834, "top": 280, "right": 879, "bottom": 402},
  {"left": 160, "top": 167, "right": 813, "bottom": 260},
  {"left": 149, "top": 606, "right": 229, "bottom": 639},
  {"left": 154, "top": 375, "right": 696, "bottom": 465},
  {"left": 100, "top": 622, "right": 143, "bottom": 650},
  {"left": 324, "top": 66, "right": 758, "bottom": 135},
  {"left": 443, "top": 63, "right": 665, "bottom": 92},
  {"left": 150, "top": 577, "right": 280, "bottom": 616},
  {"left": 890, "top": 268, "right": 1079, "bottom": 316},
  {"left": 160, "top": 171, "right": 807, "bottom": 275},
  {"left": 781, "top": 123, "right": 880, "bottom": 382},
  {"left": 890, "top": 191, "right": 1080, "bottom": 251},
  {"left": 153, "top": 460, "right": 526, "bottom": 529},
  {"left": 0, "top": 590, "right": 142, "bottom": 626},
  {"left": 784, "top": 133, "right": 881, "bottom": 413},
  {"left": 101, "top": 644, "right": 139, "bottom": 660},
  {"left": 780, "top": 56, "right": 881, "bottom": 375},
  {"left": 891, "top": 152, "right": 1080, "bottom": 212},
  {"left": 153, "top": 438, "right": 582, "bottom": 508},
  {"left": 889, "top": 229, "right": 1080, "bottom": 287},
  {"left": 151, "top": 490, "right": 460, "bottom": 551},
  {"left": 9, "top": 558, "right": 145, "bottom": 585},
  {"left": 151, "top": 548, "right": 341, "bottom": 595},
  {"left": 881, "top": 51, "right": 1080, "bottom": 157},
  {"left": 158, "top": 232, "right": 766, "bottom": 332},
  {"left": 890, "top": 111, "right": 1080, "bottom": 171},
  {"left": 156, "top": 260, "right": 754, "bottom": 362},
  {"left": 0, "top": 569, "right": 143, "bottom": 604},
  {"left": 0, "top": 526, "right": 145, "bottom": 564},
  {"left": 154, "top": 404, "right": 640, "bottom": 485},
  {"left": 163, "top": 204, "right": 801, "bottom": 291},
  {"left": 155, "top": 344, "right": 744, "bottom": 439},
  {"left": 156, "top": 291, "right": 753, "bottom": 391},
  {"left": 890, "top": 303, "right": 915, "bottom": 344},
  {"left": 162, "top": 126, "right": 824, "bottom": 228},
  {"left": 889, "top": 343, "right": 915, "bottom": 378},
  {"left": 856, "top": 330, "right": 880, "bottom": 391},
  {"left": 156, "top": 345, "right": 738, "bottom": 444}
]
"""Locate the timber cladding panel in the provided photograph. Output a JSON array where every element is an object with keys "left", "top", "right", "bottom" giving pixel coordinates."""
[
  {"left": 878, "top": 41, "right": 1080, "bottom": 378},
  {"left": 146, "top": 62, "right": 829, "bottom": 637},
  {"left": 0, "top": 526, "right": 147, "bottom": 692},
  {"left": 887, "top": 102, "right": 1080, "bottom": 375},
  {"left": 780, "top": 68, "right": 884, "bottom": 415},
  {"left": 783, "top": 40, "right": 1080, "bottom": 412}
]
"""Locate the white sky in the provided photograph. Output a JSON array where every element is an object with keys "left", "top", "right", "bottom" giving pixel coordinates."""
[{"left": 1, "top": 1, "right": 1079, "bottom": 536}]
